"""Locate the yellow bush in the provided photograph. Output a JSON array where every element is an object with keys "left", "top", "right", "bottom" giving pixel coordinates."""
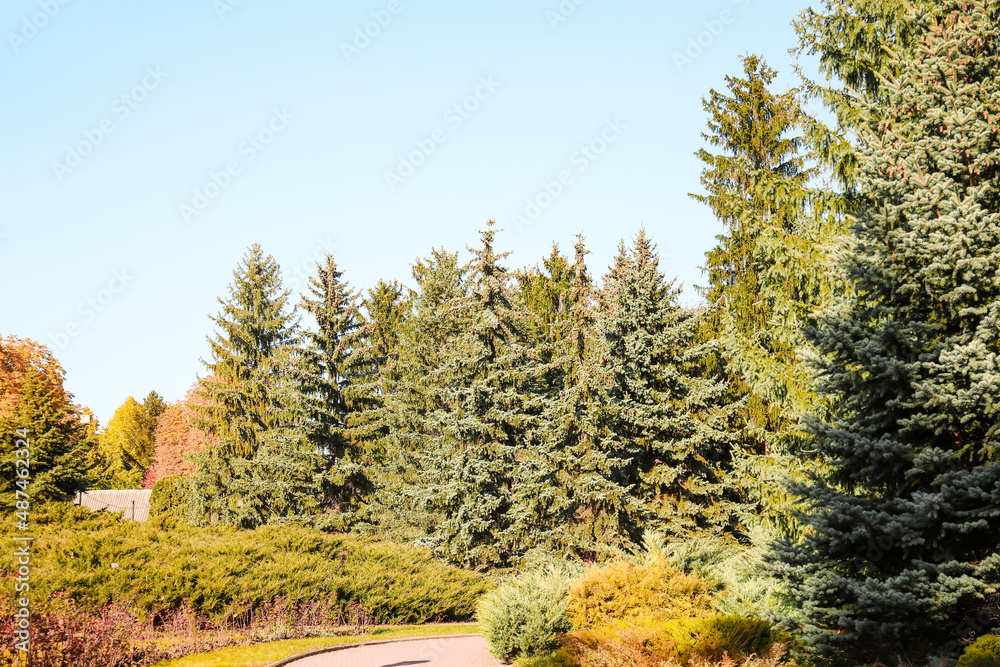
[
  {"left": 566, "top": 555, "right": 716, "bottom": 630},
  {"left": 563, "top": 615, "right": 782, "bottom": 667}
]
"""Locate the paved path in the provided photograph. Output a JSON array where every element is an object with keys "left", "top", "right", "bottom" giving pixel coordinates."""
[{"left": 285, "top": 635, "right": 504, "bottom": 667}]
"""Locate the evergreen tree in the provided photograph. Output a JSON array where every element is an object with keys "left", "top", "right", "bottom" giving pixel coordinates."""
[
  {"left": 773, "top": 3, "right": 1000, "bottom": 661},
  {"left": 346, "top": 279, "right": 408, "bottom": 456},
  {"left": 280, "top": 253, "right": 370, "bottom": 514},
  {"left": 196, "top": 243, "right": 296, "bottom": 457},
  {"left": 359, "top": 249, "right": 468, "bottom": 542},
  {"left": 692, "top": 54, "right": 847, "bottom": 532},
  {"left": 185, "top": 349, "right": 341, "bottom": 529},
  {"left": 421, "top": 221, "right": 547, "bottom": 567},
  {"left": 596, "top": 229, "right": 742, "bottom": 539},
  {"left": 535, "top": 236, "right": 638, "bottom": 553},
  {"left": 293, "top": 254, "right": 360, "bottom": 458},
  {"left": 187, "top": 244, "right": 298, "bottom": 525},
  {"left": 0, "top": 370, "right": 88, "bottom": 509},
  {"left": 792, "top": 0, "right": 933, "bottom": 188},
  {"left": 514, "top": 244, "right": 576, "bottom": 357},
  {"left": 142, "top": 390, "right": 168, "bottom": 422}
]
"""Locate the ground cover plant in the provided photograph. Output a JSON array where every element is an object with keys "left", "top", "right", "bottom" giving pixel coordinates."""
[{"left": 0, "top": 504, "right": 490, "bottom": 666}]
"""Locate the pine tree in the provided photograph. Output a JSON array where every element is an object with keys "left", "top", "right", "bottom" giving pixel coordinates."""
[
  {"left": 773, "top": 3, "right": 1000, "bottom": 661},
  {"left": 196, "top": 243, "right": 296, "bottom": 457},
  {"left": 691, "top": 54, "right": 847, "bottom": 532},
  {"left": 0, "top": 370, "right": 88, "bottom": 509},
  {"left": 421, "top": 221, "right": 547, "bottom": 567},
  {"left": 596, "top": 229, "right": 742, "bottom": 539}
]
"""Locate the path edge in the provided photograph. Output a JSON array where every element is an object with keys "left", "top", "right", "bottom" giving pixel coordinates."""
[{"left": 265, "top": 632, "right": 484, "bottom": 667}]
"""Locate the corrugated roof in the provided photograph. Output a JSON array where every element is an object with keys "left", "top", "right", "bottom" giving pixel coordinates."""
[{"left": 75, "top": 490, "right": 152, "bottom": 522}]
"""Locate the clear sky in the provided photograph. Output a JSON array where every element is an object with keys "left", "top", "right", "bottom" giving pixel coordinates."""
[{"left": 1, "top": 0, "right": 813, "bottom": 424}]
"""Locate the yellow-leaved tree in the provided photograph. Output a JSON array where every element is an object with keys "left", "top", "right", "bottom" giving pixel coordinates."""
[{"left": 90, "top": 397, "right": 155, "bottom": 489}]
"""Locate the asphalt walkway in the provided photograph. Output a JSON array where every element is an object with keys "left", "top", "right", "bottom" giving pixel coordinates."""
[{"left": 284, "top": 634, "right": 504, "bottom": 667}]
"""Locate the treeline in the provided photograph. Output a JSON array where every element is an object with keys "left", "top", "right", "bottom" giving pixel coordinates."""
[{"left": 3, "top": 0, "right": 1000, "bottom": 663}]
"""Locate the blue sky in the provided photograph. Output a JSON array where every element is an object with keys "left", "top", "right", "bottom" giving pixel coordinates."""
[{"left": 1, "top": 0, "right": 813, "bottom": 424}]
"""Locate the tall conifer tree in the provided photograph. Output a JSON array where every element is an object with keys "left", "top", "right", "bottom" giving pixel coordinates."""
[
  {"left": 196, "top": 243, "right": 296, "bottom": 457},
  {"left": 536, "top": 236, "right": 638, "bottom": 552},
  {"left": 692, "top": 55, "right": 847, "bottom": 532},
  {"left": 359, "top": 249, "right": 467, "bottom": 541},
  {"left": 596, "top": 230, "right": 742, "bottom": 539},
  {"left": 774, "top": 3, "right": 1000, "bottom": 660},
  {"left": 421, "top": 221, "right": 546, "bottom": 567},
  {"left": 0, "top": 371, "right": 88, "bottom": 509}
]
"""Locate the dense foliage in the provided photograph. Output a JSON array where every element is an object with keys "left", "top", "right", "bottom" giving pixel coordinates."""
[
  {"left": 3, "top": 3, "right": 999, "bottom": 664},
  {"left": 772, "top": 1, "right": 1000, "bottom": 663},
  {"left": 0, "top": 503, "right": 489, "bottom": 624}
]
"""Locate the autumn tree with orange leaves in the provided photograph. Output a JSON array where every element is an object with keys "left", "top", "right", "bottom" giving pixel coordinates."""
[{"left": 143, "top": 380, "right": 215, "bottom": 488}]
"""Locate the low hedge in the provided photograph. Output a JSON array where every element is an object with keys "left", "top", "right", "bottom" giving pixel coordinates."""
[{"left": 0, "top": 502, "right": 490, "bottom": 624}]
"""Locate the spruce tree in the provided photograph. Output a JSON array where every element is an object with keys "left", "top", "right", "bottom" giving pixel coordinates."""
[
  {"left": 515, "top": 244, "right": 576, "bottom": 358},
  {"left": 535, "top": 236, "right": 639, "bottom": 553},
  {"left": 294, "top": 254, "right": 360, "bottom": 458},
  {"left": 692, "top": 54, "right": 847, "bottom": 532},
  {"left": 596, "top": 229, "right": 742, "bottom": 539},
  {"left": 773, "top": 3, "right": 1000, "bottom": 661},
  {"left": 421, "top": 221, "right": 547, "bottom": 567},
  {"left": 187, "top": 244, "right": 297, "bottom": 525},
  {"left": 280, "top": 253, "right": 370, "bottom": 514},
  {"left": 196, "top": 243, "right": 296, "bottom": 457},
  {"left": 142, "top": 391, "right": 168, "bottom": 422},
  {"left": 346, "top": 279, "right": 408, "bottom": 457},
  {"left": 793, "top": 0, "right": 933, "bottom": 188},
  {"left": 358, "top": 249, "right": 467, "bottom": 542},
  {"left": 0, "top": 370, "right": 88, "bottom": 509}
]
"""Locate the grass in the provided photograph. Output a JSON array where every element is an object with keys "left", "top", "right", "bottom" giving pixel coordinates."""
[{"left": 151, "top": 623, "right": 480, "bottom": 667}]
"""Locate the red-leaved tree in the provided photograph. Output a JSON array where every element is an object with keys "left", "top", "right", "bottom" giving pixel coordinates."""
[{"left": 142, "top": 379, "right": 216, "bottom": 489}]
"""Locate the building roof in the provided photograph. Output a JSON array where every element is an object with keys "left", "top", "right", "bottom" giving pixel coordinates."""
[{"left": 75, "top": 490, "right": 152, "bottom": 522}]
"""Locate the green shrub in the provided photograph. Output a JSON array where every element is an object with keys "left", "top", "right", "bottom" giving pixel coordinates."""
[
  {"left": 566, "top": 554, "right": 716, "bottom": 629},
  {"left": 518, "top": 648, "right": 578, "bottom": 667},
  {"left": 654, "top": 526, "right": 792, "bottom": 619},
  {"left": 149, "top": 475, "right": 186, "bottom": 518},
  {"left": 478, "top": 562, "right": 582, "bottom": 662},
  {"left": 0, "top": 502, "right": 490, "bottom": 624},
  {"left": 958, "top": 635, "right": 1000, "bottom": 667}
]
